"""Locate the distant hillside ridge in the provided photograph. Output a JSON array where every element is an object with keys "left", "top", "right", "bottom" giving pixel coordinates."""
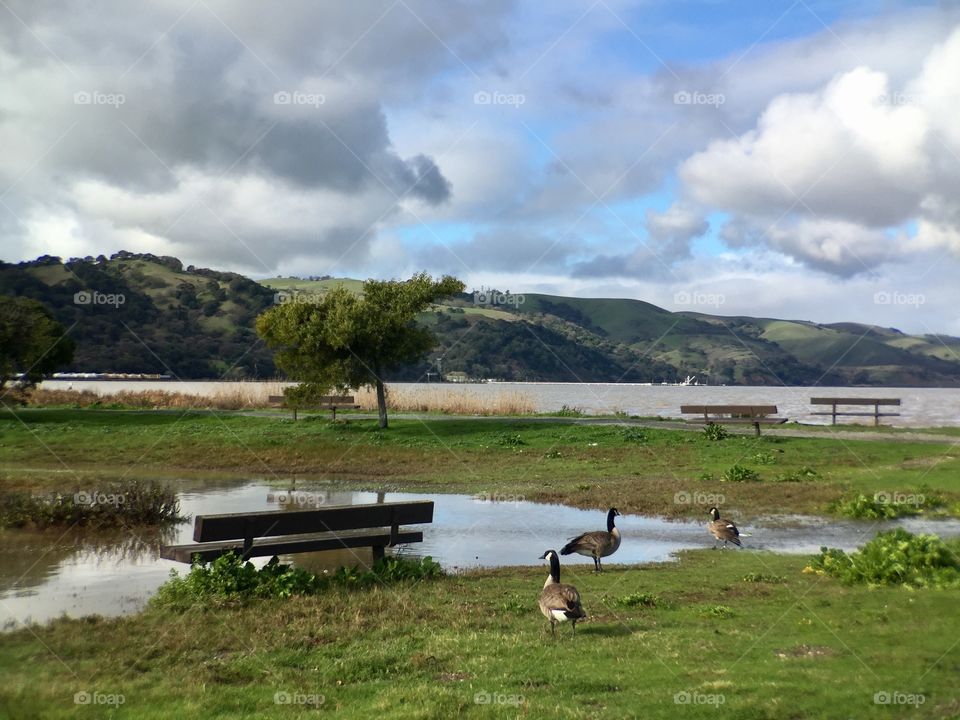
[{"left": 2, "top": 254, "right": 959, "bottom": 385}]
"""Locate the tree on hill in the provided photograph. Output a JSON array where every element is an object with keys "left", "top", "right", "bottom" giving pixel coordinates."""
[
  {"left": 0, "top": 295, "right": 75, "bottom": 396},
  {"left": 256, "top": 273, "right": 465, "bottom": 428}
]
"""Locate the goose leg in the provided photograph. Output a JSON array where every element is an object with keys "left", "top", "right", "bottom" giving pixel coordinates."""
[{"left": 550, "top": 622, "right": 556, "bottom": 639}]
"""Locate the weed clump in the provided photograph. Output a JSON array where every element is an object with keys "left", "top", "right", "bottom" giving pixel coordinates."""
[
  {"left": 702, "top": 423, "right": 728, "bottom": 441},
  {"left": 0, "top": 479, "right": 182, "bottom": 529},
  {"left": 808, "top": 529, "right": 960, "bottom": 588},
  {"left": 153, "top": 553, "right": 443, "bottom": 610}
]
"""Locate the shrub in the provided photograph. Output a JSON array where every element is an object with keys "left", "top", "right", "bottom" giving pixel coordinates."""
[
  {"left": 721, "top": 464, "right": 760, "bottom": 482},
  {"left": 152, "top": 553, "right": 443, "bottom": 610},
  {"left": 807, "top": 529, "right": 960, "bottom": 588},
  {"left": 702, "top": 423, "right": 728, "bottom": 441}
]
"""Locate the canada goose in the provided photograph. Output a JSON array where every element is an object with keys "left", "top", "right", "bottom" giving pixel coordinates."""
[
  {"left": 707, "top": 506, "right": 742, "bottom": 548},
  {"left": 538, "top": 550, "right": 586, "bottom": 638},
  {"left": 560, "top": 507, "right": 622, "bottom": 571}
]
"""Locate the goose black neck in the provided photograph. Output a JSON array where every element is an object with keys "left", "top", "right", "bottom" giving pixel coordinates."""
[
  {"left": 607, "top": 509, "right": 617, "bottom": 532},
  {"left": 548, "top": 552, "right": 561, "bottom": 583}
]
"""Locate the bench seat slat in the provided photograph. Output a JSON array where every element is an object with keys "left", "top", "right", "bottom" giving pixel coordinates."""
[
  {"left": 161, "top": 528, "right": 424, "bottom": 564},
  {"left": 810, "top": 411, "right": 900, "bottom": 417},
  {"left": 680, "top": 405, "right": 779, "bottom": 415},
  {"left": 684, "top": 417, "right": 787, "bottom": 425},
  {"left": 810, "top": 397, "right": 900, "bottom": 406},
  {"left": 194, "top": 500, "right": 434, "bottom": 542}
]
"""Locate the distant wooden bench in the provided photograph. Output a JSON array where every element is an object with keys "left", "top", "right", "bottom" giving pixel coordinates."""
[
  {"left": 810, "top": 397, "right": 901, "bottom": 426},
  {"left": 680, "top": 405, "right": 788, "bottom": 437},
  {"left": 160, "top": 500, "right": 434, "bottom": 564},
  {"left": 268, "top": 394, "right": 360, "bottom": 421}
]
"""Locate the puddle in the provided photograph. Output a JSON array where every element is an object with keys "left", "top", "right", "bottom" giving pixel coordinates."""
[{"left": 2, "top": 481, "right": 959, "bottom": 628}]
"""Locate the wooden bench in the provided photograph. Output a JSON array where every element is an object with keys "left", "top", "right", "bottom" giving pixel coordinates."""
[
  {"left": 810, "top": 397, "right": 901, "bottom": 426},
  {"left": 680, "top": 405, "right": 788, "bottom": 437},
  {"left": 160, "top": 500, "right": 434, "bottom": 564},
  {"left": 268, "top": 394, "right": 360, "bottom": 421}
]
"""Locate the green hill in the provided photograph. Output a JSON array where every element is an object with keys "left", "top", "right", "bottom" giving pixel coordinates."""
[{"left": 3, "top": 256, "right": 960, "bottom": 385}]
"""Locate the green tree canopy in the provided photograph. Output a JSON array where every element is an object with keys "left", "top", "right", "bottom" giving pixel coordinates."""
[
  {"left": 256, "top": 273, "right": 464, "bottom": 427},
  {"left": 0, "top": 295, "right": 76, "bottom": 395}
]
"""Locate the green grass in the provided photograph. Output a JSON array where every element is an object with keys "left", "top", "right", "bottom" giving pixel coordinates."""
[
  {"left": 3, "top": 408, "right": 960, "bottom": 518},
  {"left": 1, "top": 550, "right": 957, "bottom": 718}
]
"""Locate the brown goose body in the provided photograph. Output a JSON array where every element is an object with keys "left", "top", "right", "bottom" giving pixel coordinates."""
[
  {"left": 560, "top": 507, "right": 621, "bottom": 571},
  {"left": 708, "top": 507, "right": 742, "bottom": 548},
  {"left": 538, "top": 550, "right": 586, "bottom": 637}
]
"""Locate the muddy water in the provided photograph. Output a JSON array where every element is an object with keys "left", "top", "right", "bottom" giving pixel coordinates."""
[{"left": 2, "top": 481, "right": 959, "bottom": 628}]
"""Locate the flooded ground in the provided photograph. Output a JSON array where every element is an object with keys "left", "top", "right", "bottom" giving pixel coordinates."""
[{"left": 3, "top": 480, "right": 959, "bottom": 628}]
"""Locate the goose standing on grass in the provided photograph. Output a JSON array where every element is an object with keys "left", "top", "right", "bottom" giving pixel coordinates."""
[
  {"left": 708, "top": 506, "right": 743, "bottom": 548},
  {"left": 538, "top": 550, "right": 586, "bottom": 638},
  {"left": 560, "top": 507, "right": 622, "bottom": 572}
]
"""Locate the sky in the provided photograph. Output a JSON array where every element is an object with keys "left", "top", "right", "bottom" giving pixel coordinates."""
[{"left": 2, "top": 0, "right": 959, "bottom": 334}]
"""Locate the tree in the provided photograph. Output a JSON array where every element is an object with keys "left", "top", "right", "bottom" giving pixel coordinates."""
[
  {"left": 0, "top": 295, "right": 75, "bottom": 395},
  {"left": 256, "top": 273, "right": 465, "bottom": 428}
]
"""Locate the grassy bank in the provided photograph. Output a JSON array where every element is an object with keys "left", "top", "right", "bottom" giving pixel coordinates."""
[
  {"left": 1, "top": 550, "right": 957, "bottom": 719},
  {"left": 2, "top": 408, "right": 959, "bottom": 518}
]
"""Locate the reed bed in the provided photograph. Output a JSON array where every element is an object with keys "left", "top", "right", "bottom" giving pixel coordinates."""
[
  {"left": 24, "top": 385, "right": 285, "bottom": 410},
  {"left": 354, "top": 386, "right": 536, "bottom": 415},
  {"left": 21, "top": 384, "right": 537, "bottom": 415}
]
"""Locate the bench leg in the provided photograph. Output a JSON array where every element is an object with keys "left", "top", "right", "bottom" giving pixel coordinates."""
[
  {"left": 753, "top": 422, "right": 761, "bottom": 437},
  {"left": 372, "top": 545, "right": 385, "bottom": 563},
  {"left": 331, "top": 407, "right": 337, "bottom": 422}
]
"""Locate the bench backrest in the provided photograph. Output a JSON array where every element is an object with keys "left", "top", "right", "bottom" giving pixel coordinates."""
[
  {"left": 810, "top": 397, "right": 900, "bottom": 406},
  {"left": 681, "top": 405, "right": 778, "bottom": 415},
  {"left": 193, "top": 500, "right": 434, "bottom": 542}
]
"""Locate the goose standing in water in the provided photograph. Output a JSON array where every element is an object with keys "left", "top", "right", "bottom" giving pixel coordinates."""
[
  {"left": 560, "top": 507, "right": 621, "bottom": 572},
  {"left": 707, "top": 506, "right": 743, "bottom": 548},
  {"left": 538, "top": 550, "right": 586, "bottom": 638}
]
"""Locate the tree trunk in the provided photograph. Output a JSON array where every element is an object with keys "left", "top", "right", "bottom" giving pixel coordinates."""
[{"left": 374, "top": 367, "right": 388, "bottom": 429}]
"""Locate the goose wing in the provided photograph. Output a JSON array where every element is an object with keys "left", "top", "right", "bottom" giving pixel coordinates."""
[
  {"left": 561, "top": 530, "right": 611, "bottom": 555},
  {"left": 540, "top": 583, "right": 586, "bottom": 619},
  {"left": 710, "top": 519, "right": 742, "bottom": 545}
]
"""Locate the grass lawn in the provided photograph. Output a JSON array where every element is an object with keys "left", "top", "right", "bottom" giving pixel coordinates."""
[
  {"left": 2, "top": 408, "right": 960, "bottom": 518},
  {"left": 1, "top": 551, "right": 957, "bottom": 719}
]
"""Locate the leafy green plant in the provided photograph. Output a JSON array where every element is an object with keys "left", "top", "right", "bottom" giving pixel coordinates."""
[
  {"left": 742, "top": 573, "right": 786, "bottom": 583},
  {"left": 152, "top": 553, "right": 443, "bottom": 610},
  {"left": 555, "top": 405, "right": 584, "bottom": 417},
  {"left": 700, "top": 604, "right": 734, "bottom": 618},
  {"left": 721, "top": 464, "right": 760, "bottom": 482},
  {"left": 702, "top": 423, "right": 728, "bottom": 441},
  {"left": 619, "top": 426, "right": 648, "bottom": 443},
  {"left": 775, "top": 466, "right": 820, "bottom": 482},
  {"left": 829, "top": 491, "right": 943, "bottom": 519},
  {"left": 493, "top": 432, "right": 526, "bottom": 447},
  {"left": 614, "top": 592, "right": 660, "bottom": 608},
  {"left": 751, "top": 451, "right": 776, "bottom": 465},
  {"left": 808, "top": 529, "right": 960, "bottom": 588}
]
